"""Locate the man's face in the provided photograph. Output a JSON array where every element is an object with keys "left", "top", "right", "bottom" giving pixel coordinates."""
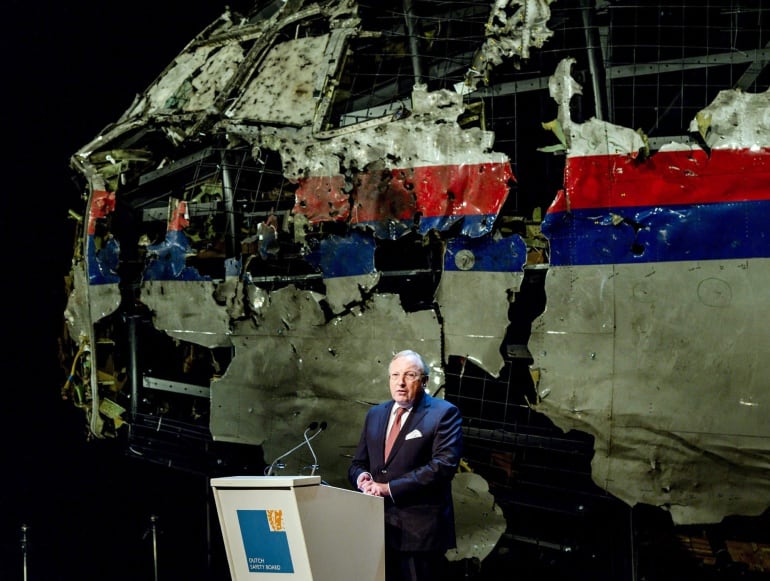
[{"left": 388, "top": 354, "right": 425, "bottom": 406}]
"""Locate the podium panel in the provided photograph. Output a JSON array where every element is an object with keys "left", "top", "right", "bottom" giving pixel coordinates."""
[{"left": 211, "top": 476, "right": 385, "bottom": 580}]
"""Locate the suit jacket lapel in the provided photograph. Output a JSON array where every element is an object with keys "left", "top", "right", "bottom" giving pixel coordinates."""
[{"left": 377, "top": 404, "right": 392, "bottom": 461}]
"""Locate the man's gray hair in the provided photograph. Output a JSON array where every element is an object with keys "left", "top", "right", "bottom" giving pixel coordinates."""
[{"left": 391, "top": 350, "right": 429, "bottom": 377}]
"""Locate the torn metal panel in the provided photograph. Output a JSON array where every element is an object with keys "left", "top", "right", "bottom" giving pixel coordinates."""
[
  {"left": 487, "top": 0, "right": 556, "bottom": 62},
  {"left": 438, "top": 234, "right": 528, "bottom": 376},
  {"left": 438, "top": 270, "right": 519, "bottom": 376},
  {"left": 226, "top": 35, "right": 331, "bottom": 125},
  {"left": 87, "top": 190, "right": 120, "bottom": 284},
  {"left": 690, "top": 87, "right": 770, "bottom": 149},
  {"left": 464, "top": 0, "right": 556, "bottom": 90},
  {"left": 548, "top": 58, "right": 646, "bottom": 157},
  {"left": 530, "top": 61, "right": 770, "bottom": 524},
  {"left": 65, "top": 181, "right": 121, "bottom": 331},
  {"left": 140, "top": 281, "right": 233, "bottom": 348},
  {"left": 64, "top": 266, "right": 121, "bottom": 342},
  {"left": 448, "top": 472, "right": 507, "bottom": 563},
  {"left": 322, "top": 273, "right": 381, "bottom": 313},
  {"left": 139, "top": 42, "right": 246, "bottom": 116},
  {"left": 532, "top": 270, "right": 770, "bottom": 524},
  {"left": 304, "top": 230, "right": 380, "bottom": 312}
]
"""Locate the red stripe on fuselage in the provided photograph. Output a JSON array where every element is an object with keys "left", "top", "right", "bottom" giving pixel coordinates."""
[
  {"left": 294, "top": 162, "right": 514, "bottom": 224},
  {"left": 548, "top": 147, "right": 770, "bottom": 213}
]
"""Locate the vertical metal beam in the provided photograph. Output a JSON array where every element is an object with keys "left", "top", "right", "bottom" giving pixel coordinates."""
[
  {"left": 403, "top": 0, "right": 424, "bottom": 85},
  {"left": 221, "top": 151, "right": 238, "bottom": 257},
  {"left": 127, "top": 314, "right": 141, "bottom": 420},
  {"left": 581, "top": 0, "right": 606, "bottom": 120}
]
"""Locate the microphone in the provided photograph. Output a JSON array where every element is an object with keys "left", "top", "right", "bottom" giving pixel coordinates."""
[
  {"left": 266, "top": 422, "right": 326, "bottom": 476},
  {"left": 305, "top": 422, "right": 327, "bottom": 476}
]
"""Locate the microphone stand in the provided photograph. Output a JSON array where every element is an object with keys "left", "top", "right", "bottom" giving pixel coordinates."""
[
  {"left": 305, "top": 421, "right": 327, "bottom": 476},
  {"left": 142, "top": 514, "right": 160, "bottom": 581},
  {"left": 20, "top": 524, "right": 28, "bottom": 581},
  {"left": 266, "top": 423, "right": 325, "bottom": 476}
]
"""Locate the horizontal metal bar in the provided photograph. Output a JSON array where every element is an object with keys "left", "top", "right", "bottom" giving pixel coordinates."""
[{"left": 143, "top": 376, "right": 210, "bottom": 398}]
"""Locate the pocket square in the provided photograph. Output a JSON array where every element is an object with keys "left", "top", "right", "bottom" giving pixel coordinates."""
[{"left": 405, "top": 429, "right": 422, "bottom": 440}]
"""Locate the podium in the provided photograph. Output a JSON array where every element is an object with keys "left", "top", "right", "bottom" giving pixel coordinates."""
[{"left": 210, "top": 475, "right": 385, "bottom": 580}]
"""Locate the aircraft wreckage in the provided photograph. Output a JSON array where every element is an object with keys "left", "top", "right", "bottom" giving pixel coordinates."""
[{"left": 60, "top": 0, "right": 769, "bottom": 564}]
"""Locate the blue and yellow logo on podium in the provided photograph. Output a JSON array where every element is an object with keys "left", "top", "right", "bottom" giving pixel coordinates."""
[{"left": 237, "top": 509, "right": 294, "bottom": 573}]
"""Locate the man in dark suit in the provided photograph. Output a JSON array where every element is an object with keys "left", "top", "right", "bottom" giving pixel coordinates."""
[{"left": 349, "top": 350, "right": 463, "bottom": 581}]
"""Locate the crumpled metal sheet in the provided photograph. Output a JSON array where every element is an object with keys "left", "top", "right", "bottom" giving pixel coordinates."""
[
  {"left": 64, "top": 267, "right": 121, "bottom": 343},
  {"left": 438, "top": 234, "right": 528, "bottom": 377},
  {"left": 447, "top": 472, "right": 507, "bottom": 563},
  {"left": 226, "top": 36, "right": 327, "bottom": 126},
  {"left": 464, "top": 0, "right": 555, "bottom": 90},
  {"left": 322, "top": 273, "right": 381, "bottom": 314},
  {"left": 690, "top": 87, "right": 770, "bottom": 149},
  {"left": 140, "top": 280, "right": 233, "bottom": 349},
  {"left": 86, "top": 190, "right": 120, "bottom": 285},
  {"left": 531, "top": 260, "right": 770, "bottom": 525},
  {"left": 131, "top": 32, "right": 245, "bottom": 118}
]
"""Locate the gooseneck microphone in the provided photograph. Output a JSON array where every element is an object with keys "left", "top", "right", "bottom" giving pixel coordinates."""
[
  {"left": 266, "top": 422, "right": 327, "bottom": 476},
  {"left": 305, "top": 421, "right": 328, "bottom": 476}
]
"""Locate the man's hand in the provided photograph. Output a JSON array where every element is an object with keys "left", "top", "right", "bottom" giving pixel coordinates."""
[
  {"left": 357, "top": 472, "right": 389, "bottom": 496},
  {"left": 360, "top": 480, "right": 389, "bottom": 497},
  {"left": 356, "top": 472, "right": 373, "bottom": 491}
]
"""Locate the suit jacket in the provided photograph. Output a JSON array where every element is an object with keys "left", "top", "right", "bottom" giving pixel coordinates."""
[{"left": 348, "top": 392, "right": 463, "bottom": 552}]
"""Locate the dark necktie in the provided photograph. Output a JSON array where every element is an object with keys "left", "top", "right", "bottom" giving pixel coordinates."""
[{"left": 384, "top": 407, "right": 407, "bottom": 460}]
